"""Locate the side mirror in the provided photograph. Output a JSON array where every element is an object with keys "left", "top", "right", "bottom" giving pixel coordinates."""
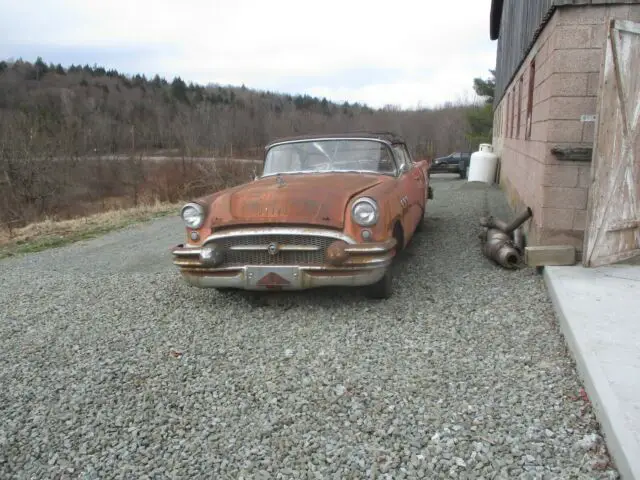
[{"left": 399, "top": 163, "right": 409, "bottom": 174}]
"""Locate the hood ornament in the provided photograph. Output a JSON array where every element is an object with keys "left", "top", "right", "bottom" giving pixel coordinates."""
[{"left": 275, "top": 174, "right": 286, "bottom": 187}]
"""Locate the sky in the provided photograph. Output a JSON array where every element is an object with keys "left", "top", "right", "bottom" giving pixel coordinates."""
[{"left": 0, "top": 0, "right": 498, "bottom": 110}]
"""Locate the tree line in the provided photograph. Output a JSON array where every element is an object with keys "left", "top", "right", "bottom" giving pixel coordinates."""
[{"left": 0, "top": 57, "right": 495, "bottom": 229}]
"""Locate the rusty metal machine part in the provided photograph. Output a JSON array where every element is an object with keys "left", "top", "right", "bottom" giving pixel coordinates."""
[
  {"left": 482, "top": 228, "right": 522, "bottom": 268},
  {"left": 479, "top": 207, "right": 533, "bottom": 269},
  {"left": 502, "top": 207, "right": 533, "bottom": 235},
  {"left": 513, "top": 226, "right": 525, "bottom": 252},
  {"left": 479, "top": 215, "right": 509, "bottom": 232}
]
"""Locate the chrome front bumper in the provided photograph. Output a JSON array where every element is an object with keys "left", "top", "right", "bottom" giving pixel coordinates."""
[
  {"left": 171, "top": 228, "right": 396, "bottom": 290},
  {"left": 170, "top": 261, "right": 391, "bottom": 290}
]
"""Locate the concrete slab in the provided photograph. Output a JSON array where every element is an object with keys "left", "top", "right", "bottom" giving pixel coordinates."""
[{"left": 544, "top": 264, "right": 640, "bottom": 480}]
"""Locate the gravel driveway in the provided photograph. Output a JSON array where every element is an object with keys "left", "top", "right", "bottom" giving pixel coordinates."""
[{"left": 0, "top": 175, "right": 618, "bottom": 479}]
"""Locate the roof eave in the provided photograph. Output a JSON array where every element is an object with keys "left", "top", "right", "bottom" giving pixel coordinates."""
[{"left": 490, "top": 0, "right": 504, "bottom": 40}]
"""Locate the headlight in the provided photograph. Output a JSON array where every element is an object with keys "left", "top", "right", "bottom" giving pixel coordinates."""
[
  {"left": 351, "top": 197, "right": 379, "bottom": 227},
  {"left": 180, "top": 202, "right": 205, "bottom": 229}
]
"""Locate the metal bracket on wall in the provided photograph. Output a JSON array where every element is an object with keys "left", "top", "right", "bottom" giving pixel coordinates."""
[{"left": 550, "top": 146, "right": 593, "bottom": 162}]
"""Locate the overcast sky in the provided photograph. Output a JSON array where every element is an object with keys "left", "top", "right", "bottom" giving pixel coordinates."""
[{"left": 0, "top": 0, "right": 497, "bottom": 109}]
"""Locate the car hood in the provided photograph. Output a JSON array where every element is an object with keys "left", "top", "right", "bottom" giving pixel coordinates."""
[{"left": 206, "top": 172, "right": 385, "bottom": 229}]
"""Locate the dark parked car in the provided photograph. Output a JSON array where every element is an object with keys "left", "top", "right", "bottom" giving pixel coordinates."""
[{"left": 428, "top": 152, "right": 472, "bottom": 179}]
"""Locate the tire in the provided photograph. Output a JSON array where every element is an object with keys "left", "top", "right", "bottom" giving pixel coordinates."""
[
  {"left": 365, "top": 228, "right": 400, "bottom": 299},
  {"left": 415, "top": 210, "right": 425, "bottom": 232},
  {"left": 365, "top": 267, "right": 392, "bottom": 299}
]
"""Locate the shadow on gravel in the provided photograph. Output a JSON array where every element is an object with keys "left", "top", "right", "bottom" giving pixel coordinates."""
[{"left": 202, "top": 234, "right": 430, "bottom": 310}]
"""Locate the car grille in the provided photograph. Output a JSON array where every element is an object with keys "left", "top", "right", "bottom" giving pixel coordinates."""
[{"left": 213, "top": 233, "right": 339, "bottom": 266}]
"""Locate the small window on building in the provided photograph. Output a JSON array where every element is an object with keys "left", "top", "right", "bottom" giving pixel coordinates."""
[
  {"left": 517, "top": 75, "right": 523, "bottom": 138},
  {"left": 526, "top": 59, "right": 536, "bottom": 140}
]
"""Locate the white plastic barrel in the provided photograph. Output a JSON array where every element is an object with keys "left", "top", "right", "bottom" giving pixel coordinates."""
[{"left": 467, "top": 143, "right": 499, "bottom": 184}]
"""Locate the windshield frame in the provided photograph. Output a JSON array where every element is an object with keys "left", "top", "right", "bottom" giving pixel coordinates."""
[{"left": 260, "top": 137, "right": 402, "bottom": 179}]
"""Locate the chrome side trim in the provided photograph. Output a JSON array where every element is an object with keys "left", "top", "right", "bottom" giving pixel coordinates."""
[
  {"left": 260, "top": 170, "right": 396, "bottom": 179},
  {"left": 172, "top": 246, "right": 201, "bottom": 257},
  {"left": 173, "top": 252, "right": 394, "bottom": 269},
  {"left": 201, "top": 227, "right": 357, "bottom": 245},
  {"left": 344, "top": 238, "right": 396, "bottom": 254}
]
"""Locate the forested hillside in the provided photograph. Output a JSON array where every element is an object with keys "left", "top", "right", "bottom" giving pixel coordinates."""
[
  {"left": 0, "top": 57, "right": 483, "bottom": 157},
  {"left": 0, "top": 57, "right": 491, "bottom": 229}
]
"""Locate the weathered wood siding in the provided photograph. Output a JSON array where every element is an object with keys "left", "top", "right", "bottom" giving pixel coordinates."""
[
  {"left": 494, "top": 0, "right": 640, "bottom": 106},
  {"left": 583, "top": 19, "right": 640, "bottom": 267}
]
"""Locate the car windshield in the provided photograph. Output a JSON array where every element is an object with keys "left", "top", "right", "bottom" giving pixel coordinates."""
[{"left": 262, "top": 139, "right": 398, "bottom": 176}]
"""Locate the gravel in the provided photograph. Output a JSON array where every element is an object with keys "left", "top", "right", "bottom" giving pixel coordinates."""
[{"left": 0, "top": 174, "right": 619, "bottom": 479}]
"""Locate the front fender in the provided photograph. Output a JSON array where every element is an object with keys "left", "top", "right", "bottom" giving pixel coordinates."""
[{"left": 342, "top": 177, "right": 404, "bottom": 243}]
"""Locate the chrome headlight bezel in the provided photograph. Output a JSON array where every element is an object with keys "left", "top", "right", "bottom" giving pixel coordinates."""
[
  {"left": 351, "top": 197, "right": 379, "bottom": 227},
  {"left": 180, "top": 202, "right": 205, "bottom": 229}
]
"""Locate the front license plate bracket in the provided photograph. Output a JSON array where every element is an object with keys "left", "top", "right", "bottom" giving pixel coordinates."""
[{"left": 247, "top": 266, "right": 298, "bottom": 289}]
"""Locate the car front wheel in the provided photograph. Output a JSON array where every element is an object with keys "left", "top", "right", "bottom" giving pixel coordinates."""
[{"left": 415, "top": 210, "right": 425, "bottom": 232}]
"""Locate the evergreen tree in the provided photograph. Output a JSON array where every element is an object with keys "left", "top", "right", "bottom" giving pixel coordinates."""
[
  {"left": 34, "top": 56, "right": 48, "bottom": 80},
  {"left": 465, "top": 70, "right": 496, "bottom": 148},
  {"left": 473, "top": 69, "right": 496, "bottom": 105},
  {"left": 171, "top": 76, "right": 188, "bottom": 103}
]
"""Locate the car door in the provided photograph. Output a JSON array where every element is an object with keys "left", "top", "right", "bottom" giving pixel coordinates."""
[
  {"left": 409, "top": 147, "right": 430, "bottom": 203},
  {"left": 393, "top": 144, "right": 425, "bottom": 233},
  {"left": 403, "top": 144, "right": 428, "bottom": 228},
  {"left": 391, "top": 145, "right": 412, "bottom": 233},
  {"left": 435, "top": 155, "right": 452, "bottom": 170},
  {"left": 449, "top": 152, "right": 461, "bottom": 171}
]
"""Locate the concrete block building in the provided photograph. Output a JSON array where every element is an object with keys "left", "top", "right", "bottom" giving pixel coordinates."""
[{"left": 489, "top": 0, "right": 640, "bottom": 264}]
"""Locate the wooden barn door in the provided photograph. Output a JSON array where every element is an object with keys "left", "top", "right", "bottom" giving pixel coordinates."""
[{"left": 583, "top": 19, "right": 640, "bottom": 267}]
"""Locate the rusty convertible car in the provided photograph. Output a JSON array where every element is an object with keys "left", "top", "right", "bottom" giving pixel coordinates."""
[{"left": 171, "top": 132, "right": 432, "bottom": 298}]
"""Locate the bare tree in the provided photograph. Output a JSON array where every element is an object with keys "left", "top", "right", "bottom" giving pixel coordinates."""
[{"left": 0, "top": 58, "right": 480, "bottom": 229}]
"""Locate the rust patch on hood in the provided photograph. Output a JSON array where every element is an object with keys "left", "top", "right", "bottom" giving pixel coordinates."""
[{"left": 208, "top": 172, "right": 385, "bottom": 229}]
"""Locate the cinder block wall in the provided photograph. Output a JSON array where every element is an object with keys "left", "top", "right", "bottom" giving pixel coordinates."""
[{"left": 492, "top": 4, "right": 640, "bottom": 253}]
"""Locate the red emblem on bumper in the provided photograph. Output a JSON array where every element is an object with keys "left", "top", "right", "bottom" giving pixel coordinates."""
[{"left": 256, "top": 272, "right": 291, "bottom": 287}]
